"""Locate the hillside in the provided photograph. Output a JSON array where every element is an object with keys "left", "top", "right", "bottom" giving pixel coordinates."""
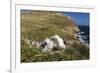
[
  {"left": 21, "top": 11, "right": 80, "bottom": 40},
  {"left": 21, "top": 11, "right": 89, "bottom": 62}
]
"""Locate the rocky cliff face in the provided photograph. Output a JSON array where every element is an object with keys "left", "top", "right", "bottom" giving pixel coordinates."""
[{"left": 21, "top": 11, "right": 80, "bottom": 40}]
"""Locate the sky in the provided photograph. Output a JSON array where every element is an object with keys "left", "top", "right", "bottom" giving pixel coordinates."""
[{"left": 62, "top": 12, "right": 90, "bottom": 26}]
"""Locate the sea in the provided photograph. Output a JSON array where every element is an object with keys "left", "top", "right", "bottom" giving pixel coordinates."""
[{"left": 78, "top": 26, "right": 90, "bottom": 44}]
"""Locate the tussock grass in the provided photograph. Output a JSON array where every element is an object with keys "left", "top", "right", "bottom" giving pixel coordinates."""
[
  {"left": 21, "top": 11, "right": 89, "bottom": 62},
  {"left": 21, "top": 43, "right": 89, "bottom": 62}
]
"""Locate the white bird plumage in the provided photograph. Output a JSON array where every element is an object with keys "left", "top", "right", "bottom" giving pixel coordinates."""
[
  {"left": 42, "top": 38, "right": 54, "bottom": 52},
  {"left": 50, "top": 35, "right": 66, "bottom": 50}
]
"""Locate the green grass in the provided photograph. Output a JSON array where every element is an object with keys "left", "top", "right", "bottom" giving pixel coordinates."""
[
  {"left": 21, "top": 11, "right": 79, "bottom": 40},
  {"left": 21, "top": 44, "right": 89, "bottom": 62},
  {"left": 21, "top": 40, "right": 89, "bottom": 62},
  {"left": 21, "top": 11, "right": 89, "bottom": 62}
]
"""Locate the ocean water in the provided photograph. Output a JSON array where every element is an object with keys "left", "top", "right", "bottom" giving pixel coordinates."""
[{"left": 78, "top": 26, "right": 90, "bottom": 43}]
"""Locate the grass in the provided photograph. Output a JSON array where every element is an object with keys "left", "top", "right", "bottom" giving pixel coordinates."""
[
  {"left": 21, "top": 11, "right": 79, "bottom": 40},
  {"left": 21, "top": 44, "right": 89, "bottom": 62},
  {"left": 21, "top": 10, "right": 89, "bottom": 62}
]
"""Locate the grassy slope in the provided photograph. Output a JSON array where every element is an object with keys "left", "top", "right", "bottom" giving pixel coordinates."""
[
  {"left": 21, "top": 11, "right": 80, "bottom": 40},
  {"left": 21, "top": 11, "right": 89, "bottom": 62}
]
